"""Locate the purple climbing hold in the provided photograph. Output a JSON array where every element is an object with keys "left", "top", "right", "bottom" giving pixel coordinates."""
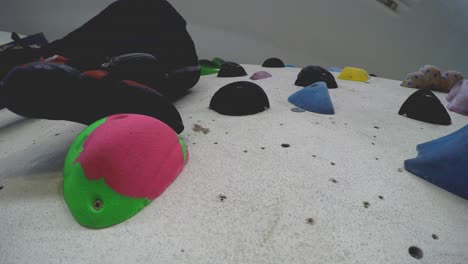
[
  {"left": 250, "top": 71, "right": 272, "bottom": 80},
  {"left": 447, "top": 79, "right": 468, "bottom": 116}
]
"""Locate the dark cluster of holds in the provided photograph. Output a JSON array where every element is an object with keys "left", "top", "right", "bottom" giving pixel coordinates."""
[{"left": 206, "top": 59, "right": 338, "bottom": 116}]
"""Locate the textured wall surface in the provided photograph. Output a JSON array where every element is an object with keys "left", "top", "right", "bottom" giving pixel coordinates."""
[{"left": 0, "top": 63, "right": 467, "bottom": 263}]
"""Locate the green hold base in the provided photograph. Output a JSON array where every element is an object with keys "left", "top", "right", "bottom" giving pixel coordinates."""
[
  {"left": 212, "top": 57, "right": 225, "bottom": 68},
  {"left": 201, "top": 66, "right": 219, "bottom": 76}
]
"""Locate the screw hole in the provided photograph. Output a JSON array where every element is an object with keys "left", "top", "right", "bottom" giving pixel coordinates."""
[
  {"left": 408, "top": 246, "right": 423, "bottom": 260},
  {"left": 93, "top": 199, "right": 103, "bottom": 211}
]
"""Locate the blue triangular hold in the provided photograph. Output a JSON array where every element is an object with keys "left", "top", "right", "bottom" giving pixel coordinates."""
[
  {"left": 327, "top": 67, "right": 342, "bottom": 72},
  {"left": 288, "top": 82, "right": 335, "bottom": 115},
  {"left": 404, "top": 124, "right": 468, "bottom": 199}
]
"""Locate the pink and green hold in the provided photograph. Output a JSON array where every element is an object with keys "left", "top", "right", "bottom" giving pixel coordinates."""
[{"left": 63, "top": 114, "right": 188, "bottom": 229}]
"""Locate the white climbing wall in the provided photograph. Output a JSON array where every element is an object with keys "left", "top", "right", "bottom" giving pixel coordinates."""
[{"left": 0, "top": 65, "right": 467, "bottom": 263}]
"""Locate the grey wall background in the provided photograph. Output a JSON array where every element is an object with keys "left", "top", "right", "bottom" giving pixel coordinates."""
[{"left": 0, "top": 0, "right": 467, "bottom": 79}]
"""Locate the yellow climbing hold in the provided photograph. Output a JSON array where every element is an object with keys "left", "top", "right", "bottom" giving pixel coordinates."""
[{"left": 338, "top": 67, "right": 370, "bottom": 82}]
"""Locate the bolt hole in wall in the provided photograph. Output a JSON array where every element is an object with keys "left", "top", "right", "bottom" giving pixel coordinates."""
[
  {"left": 305, "top": 218, "right": 315, "bottom": 225},
  {"left": 408, "top": 246, "right": 423, "bottom": 259}
]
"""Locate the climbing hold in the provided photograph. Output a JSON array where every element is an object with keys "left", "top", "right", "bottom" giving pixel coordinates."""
[
  {"left": 405, "top": 124, "right": 468, "bottom": 199},
  {"left": 250, "top": 71, "right": 272, "bottom": 80},
  {"left": 398, "top": 89, "right": 451, "bottom": 125},
  {"left": 63, "top": 114, "right": 188, "bottom": 229},
  {"left": 217, "top": 62, "right": 247, "bottom": 77},
  {"left": 295, "top": 66, "right": 338, "bottom": 88},
  {"left": 446, "top": 79, "right": 468, "bottom": 116},
  {"left": 210, "top": 81, "right": 270, "bottom": 116},
  {"left": 288, "top": 82, "right": 335, "bottom": 115},
  {"left": 337, "top": 67, "right": 370, "bottom": 82},
  {"left": 262, "top": 58, "right": 285, "bottom": 68}
]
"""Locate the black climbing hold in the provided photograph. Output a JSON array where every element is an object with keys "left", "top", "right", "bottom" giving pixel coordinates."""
[
  {"left": 398, "top": 89, "right": 451, "bottom": 125},
  {"left": 217, "top": 62, "right": 247, "bottom": 77},
  {"left": 262, "top": 58, "right": 285, "bottom": 68},
  {"left": 295, "top": 65, "right": 338, "bottom": 88},
  {"left": 210, "top": 81, "right": 270, "bottom": 116}
]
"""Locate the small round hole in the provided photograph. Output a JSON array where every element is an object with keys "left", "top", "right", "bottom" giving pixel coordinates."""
[
  {"left": 363, "top": 201, "right": 370, "bottom": 208},
  {"left": 261, "top": 147, "right": 265, "bottom": 150},
  {"left": 432, "top": 234, "right": 439, "bottom": 240},
  {"left": 330, "top": 178, "right": 338, "bottom": 184},
  {"left": 408, "top": 246, "right": 423, "bottom": 259},
  {"left": 244, "top": 150, "right": 248, "bottom": 153},
  {"left": 306, "top": 218, "right": 315, "bottom": 225},
  {"left": 378, "top": 195, "right": 384, "bottom": 200},
  {"left": 214, "top": 142, "right": 218, "bottom": 145},
  {"left": 93, "top": 199, "right": 103, "bottom": 211},
  {"left": 330, "top": 162, "right": 336, "bottom": 166},
  {"left": 281, "top": 144, "right": 290, "bottom": 148},
  {"left": 218, "top": 195, "right": 227, "bottom": 202}
]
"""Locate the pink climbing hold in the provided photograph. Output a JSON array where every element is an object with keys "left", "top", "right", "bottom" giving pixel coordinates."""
[
  {"left": 447, "top": 79, "right": 468, "bottom": 116},
  {"left": 76, "top": 114, "right": 186, "bottom": 200},
  {"left": 250, "top": 71, "right": 272, "bottom": 80}
]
